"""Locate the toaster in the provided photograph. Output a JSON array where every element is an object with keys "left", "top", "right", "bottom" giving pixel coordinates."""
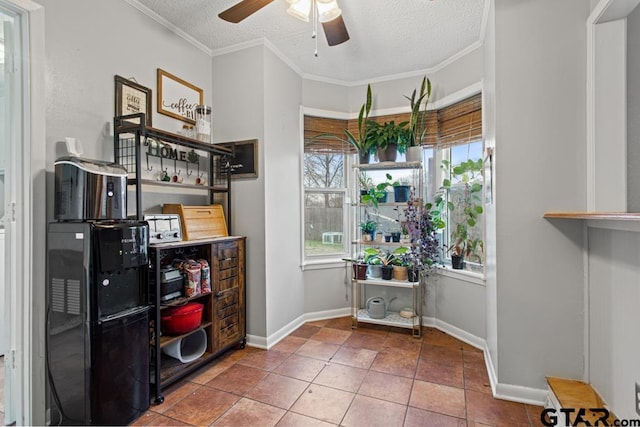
[{"left": 144, "top": 214, "right": 182, "bottom": 244}]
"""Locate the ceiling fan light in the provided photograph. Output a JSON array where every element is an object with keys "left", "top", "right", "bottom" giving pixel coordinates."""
[
  {"left": 316, "top": 0, "right": 341, "bottom": 23},
  {"left": 286, "top": 0, "right": 311, "bottom": 22}
]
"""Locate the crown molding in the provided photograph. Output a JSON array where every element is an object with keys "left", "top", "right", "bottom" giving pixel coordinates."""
[{"left": 123, "top": 0, "right": 212, "bottom": 56}]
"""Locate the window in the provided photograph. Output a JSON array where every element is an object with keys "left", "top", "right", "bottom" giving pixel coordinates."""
[
  {"left": 423, "top": 93, "right": 484, "bottom": 271},
  {"left": 302, "top": 116, "right": 352, "bottom": 261}
]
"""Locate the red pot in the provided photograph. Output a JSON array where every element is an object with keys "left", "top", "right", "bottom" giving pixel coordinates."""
[{"left": 161, "top": 302, "right": 204, "bottom": 335}]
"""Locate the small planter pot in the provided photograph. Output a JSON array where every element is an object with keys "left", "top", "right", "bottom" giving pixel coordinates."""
[
  {"left": 368, "top": 264, "right": 382, "bottom": 279},
  {"left": 393, "top": 185, "right": 411, "bottom": 203},
  {"left": 392, "top": 265, "right": 408, "bottom": 281},
  {"left": 375, "top": 232, "right": 384, "bottom": 242},
  {"left": 377, "top": 192, "right": 388, "bottom": 204},
  {"left": 384, "top": 234, "right": 392, "bottom": 243},
  {"left": 381, "top": 265, "right": 394, "bottom": 280},
  {"left": 353, "top": 263, "right": 368, "bottom": 280},
  {"left": 451, "top": 254, "right": 465, "bottom": 270},
  {"left": 377, "top": 144, "right": 398, "bottom": 162},
  {"left": 358, "top": 150, "right": 370, "bottom": 164},
  {"left": 391, "top": 232, "right": 401, "bottom": 243},
  {"left": 405, "top": 146, "right": 422, "bottom": 163}
]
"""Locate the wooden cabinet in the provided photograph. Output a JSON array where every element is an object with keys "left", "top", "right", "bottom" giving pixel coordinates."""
[{"left": 149, "top": 236, "right": 246, "bottom": 404}]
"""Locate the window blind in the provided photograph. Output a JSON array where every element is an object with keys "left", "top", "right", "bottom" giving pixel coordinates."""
[
  {"left": 304, "top": 92, "right": 482, "bottom": 152},
  {"left": 304, "top": 116, "right": 355, "bottom": 154}
]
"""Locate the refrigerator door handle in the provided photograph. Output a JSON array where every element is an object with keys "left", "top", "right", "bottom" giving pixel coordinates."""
[{"left": 98, "top": 305, "right": 150, "bottom": 324}]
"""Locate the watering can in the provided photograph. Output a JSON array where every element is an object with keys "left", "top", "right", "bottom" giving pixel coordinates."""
[{"left": 366, "top": 296, "right": 396, "bottom": 319}]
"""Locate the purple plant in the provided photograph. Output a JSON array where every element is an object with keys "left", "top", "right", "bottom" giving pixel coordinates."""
[{"left": 403, "top": 187, "right": 439, "bottom": 272}]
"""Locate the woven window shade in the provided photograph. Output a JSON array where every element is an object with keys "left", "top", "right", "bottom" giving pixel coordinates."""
[
  {"left": 429, "top": 93, "right": 482, "bottom": 149},
  {"left": 304, "top": 116, "right": 355, "bottom": 154},
  {"left": 304, "top": 93, "right": 481, "bottom": 153}
]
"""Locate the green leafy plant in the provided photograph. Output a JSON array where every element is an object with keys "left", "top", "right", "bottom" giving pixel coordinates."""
[
  {"left": 432, "top": 158, "right": 484, "bottom": 261},
  {"left": 366, "top": 120, "right": 410, "bottom": 154},
  {"left": 360, "top": 220, "right": 377, "bottom": 233},
  {"left": 377, "top": 246, "right": 408, "bottom": 267},
  {"left": 361, "top": 173, "right": 395, "bottom": 208},
  {"left": 405, "top": 76, "right": 432, "bottom": 147}
]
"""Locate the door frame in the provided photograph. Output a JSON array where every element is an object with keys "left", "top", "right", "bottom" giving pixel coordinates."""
[{"left": 1, "top": 0, "right": 45, "bottom": 425}]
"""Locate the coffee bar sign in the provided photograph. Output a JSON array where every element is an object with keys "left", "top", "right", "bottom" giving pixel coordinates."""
[{"left": 157, "top": 69, "right": 203, "bottom": 124}]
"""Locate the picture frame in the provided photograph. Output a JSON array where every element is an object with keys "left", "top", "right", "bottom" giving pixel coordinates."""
[
  {"left": 114, "top": 75, "right": 152, "bottom": 126},
  {"left": 219, "top": 139, "right": 258, "bottom": 179},
  {"left": 157, "top": 69, "right": 203, "bottom": 124}
]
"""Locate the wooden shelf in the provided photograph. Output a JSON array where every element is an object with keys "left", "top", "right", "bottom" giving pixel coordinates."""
[
  {"left": 353, "top": 161, "right": 422, "bottom": 170},
  {"left": 543, "top": 212, "right": 640, "bottom": 220},
  {"left": 159, "top": 322, "right": 213, "bottom": 348},
  {"left": 355, "top": 309, "right": 419, "bottom": 329},
  {"left": 129, "top": 179, "right": 228, "bottom": 192}
]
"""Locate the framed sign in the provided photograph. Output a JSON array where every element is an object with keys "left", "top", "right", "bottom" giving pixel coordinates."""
[
  {"left": 219, "top": 139, "right": 258, "bottom": 179},
  {"left": 114, "top": 75, "right": 152, "bottom": 126},
  {"left": 157, "top": 69, "right": 203, "bottom": 124}
]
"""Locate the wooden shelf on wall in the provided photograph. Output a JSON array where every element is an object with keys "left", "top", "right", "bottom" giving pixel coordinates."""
[{"left": 543, "top": 212, "right": 640, "bottom": 220}]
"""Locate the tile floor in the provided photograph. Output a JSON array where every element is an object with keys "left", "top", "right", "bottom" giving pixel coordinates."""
[
  {"left": 0, "top": 356, "right": 4, "bottom": 425},
  {"left": 133, "top": 317, "right": 546, "bottom": 426}
]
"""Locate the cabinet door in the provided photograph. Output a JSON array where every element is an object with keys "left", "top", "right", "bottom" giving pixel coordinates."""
[{"left": 212, "top": 240, "right": 245, "bottom": 351}]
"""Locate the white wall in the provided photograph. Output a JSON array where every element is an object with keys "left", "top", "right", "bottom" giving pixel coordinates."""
[
  {"left": 36, "top": 0, "right": 214, "bottom": 220},
  {"left": 588, "top": 226, "right": 640, "bottom": 420},
  {"left": 628, "top": 5, "right": 640, "bottom": 211},
  {"left": 213, "top": 46, "right": 267, "bottom": 338},
  {"left": 493, "top": 0, "right": 588, "bottom": 391},
  {"left": 263, "top": 48, "right": 305, "bottom": 337}
]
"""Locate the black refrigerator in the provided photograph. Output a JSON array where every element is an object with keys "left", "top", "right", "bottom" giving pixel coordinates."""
[{"left": 47, "top": 220, "right": 150, "bottom": 425}]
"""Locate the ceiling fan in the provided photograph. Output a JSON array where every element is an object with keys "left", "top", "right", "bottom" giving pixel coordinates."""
[{"left": 218, "top": 0, "right": 350, "bottom": 47}]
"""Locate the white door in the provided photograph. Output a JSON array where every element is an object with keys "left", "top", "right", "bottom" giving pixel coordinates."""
[{"left": 0, "top": 1, "right": 45, "bottom": 424}]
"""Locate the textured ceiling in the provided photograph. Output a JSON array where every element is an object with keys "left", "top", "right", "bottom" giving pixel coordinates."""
[{"left": 132, "top": 0, "right": 486, "bottom": 84}]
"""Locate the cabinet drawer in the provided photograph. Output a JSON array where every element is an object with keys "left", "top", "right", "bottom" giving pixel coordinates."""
[
  {"left": 218, "top": 303, "right": 238, "bottom": 320},
  {"left": 219, "top": 277, "right": 237, "bottom": 292},
  {"left": 219, "top": 313, "right": 240, "bottom": 339}
]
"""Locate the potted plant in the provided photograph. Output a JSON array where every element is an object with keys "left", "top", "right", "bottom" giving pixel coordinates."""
[
  {"left": 364, "top": 247, "right": 383, "bottom": 278},
  {"left": 392, "top": 247, "right": 410, "bottom": 281},
  {"left": 360, "top": 220, "right": 377, "bottom": 241},
  {"left": 373, "top": 247, "right": 408, "bottom": 280},
  {"left": 404, "top": 76, "right": 432, "bottom": 162},
  {"left": 366, "top": 120, "right": 410, "bottom": 162},
  {"left": 312, "top": 84, "right": 375, "bottom": 163},
  {"left": 392, "top": 176, "right": 412, "bottom": 203},
  {"left": 360, "top": 173, "right": 395, "bottom": 208},
  {"left": 433, "top": 158, "right": 484, "bottom": 269},
  {"left": 404, "top": 188, "right": 440, "bottom": 280},
  {"left": 342, "top": 255, "right": 368, "bottom": 280}
]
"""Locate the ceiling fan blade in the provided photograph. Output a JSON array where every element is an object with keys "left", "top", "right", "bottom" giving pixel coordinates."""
[
  {"left": 322, "top": 15, "right": 350, "bottom": 46},
  {"left": 218, "top": 0, "right": 275, "bottom": 23}
]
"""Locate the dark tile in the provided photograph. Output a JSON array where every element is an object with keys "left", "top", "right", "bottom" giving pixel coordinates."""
[
  {"left": 273, "top": 354, "right": 326, "bottom": 382},
  {"left": 464, "top": 366, "right": 492, "bottom": 394},
  {"left": 408, "top": 379, "right": 466, "bottom": 419},
  {"left": 466, "top": 389, "right": 530, "bottom": 426},
  {"left": 404, "top": 406, "right": 466, "bottom": 427},
  {"left": 420, "top": 343, "right": 463, "bottom": 366},
  {"left": 341, "top": 394, "right": 407, "bottom": 427},
  {"left": 162, "top": 386, "right": 240, "bottom": 426},
  {"left": 415, "top": 358, "right": 464, "bottom": 388},
  {"left": 422, "top": 328, "right": 466, "bottom": 349},
  {"left": 370, "top": 347, "right": 419, "bottom": 378},
  {"left": 205, "top": 363, "right": 268, "bottom": 395},
  {"left": 154, "top": 381, "right": 200, "bottom": 414},
  {"left": 358, "top": 370, "right": 413, "bottom": 405},
  {"left": 313, "top": 363, "right": 367, "bottom": 393},
  {"left": 211, "top": 397, "right": 285, "bottom": 426},
  {"left": 130, "top": 410, "right": 160, "bottom": 426},
  {"left": 134, "top": 413, "right": 192, "bottom": 426},
  {"left": 291, "top": 324, "right": 322, "bottom": 338},
  {"left": 323, "top": 316, "right": 353, "bottom": 331},
  {"left": 383, "top": 334, "right": 423, "bottom": 354},
  {"left": 186, "top": 358, "right": 234, "bottom": 385},
  {"left": 244, "top": 373, "right": 308, "bottom": 409},
  {"left": 343, "top": 330, "right": 387, "bottom": 351}
]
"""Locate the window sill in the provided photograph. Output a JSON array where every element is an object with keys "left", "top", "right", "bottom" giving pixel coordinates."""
[
  {"left": 301, "top": 259, "right": 348, "bottom": 271},
  {"left": 433, "top": 266, "right": 485, "bottom": 286}
]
